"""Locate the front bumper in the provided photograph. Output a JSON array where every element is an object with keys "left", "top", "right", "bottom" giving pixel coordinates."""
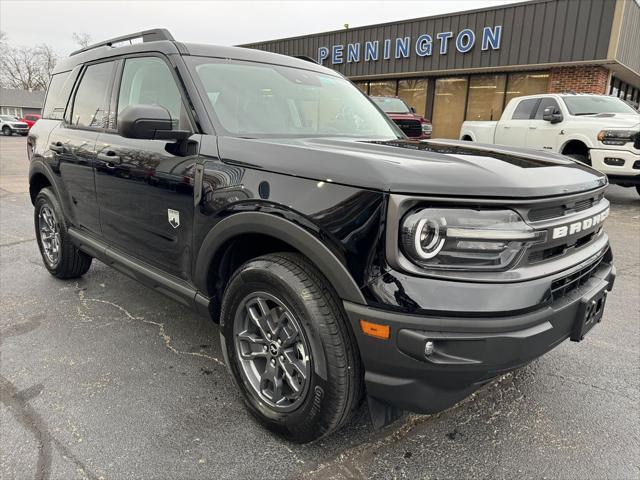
[
  {"left": 344, "top": 259, "right": 615, "bottom": 414},
  {"left": 590, "top": 148, "right": 640, "bottom": 179}
]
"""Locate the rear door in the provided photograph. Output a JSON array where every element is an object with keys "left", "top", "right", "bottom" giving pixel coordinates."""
[
  {"left": 48, "top": 60, "right": 116, "bottom": 234},
  {"left": 94, "top": 55, "right": 200, "bottom": 279},
  {"left": 525, "top": 97, "right": 562, "bottom": 152},
  {"left": 494, "top": 98, "right": 540, "bottom": 147}
]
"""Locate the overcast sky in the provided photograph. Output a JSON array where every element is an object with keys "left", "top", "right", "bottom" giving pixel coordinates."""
[{"left": 2, "top": 0, "right": 525, "bottom": 55}]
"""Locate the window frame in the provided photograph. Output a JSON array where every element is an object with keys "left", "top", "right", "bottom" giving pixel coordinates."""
[
  {"left": 65, "top": 60, "right": 117, "bottom": 132},
  {"left": 533, "top": 98, "right": 561, "bottom": 119},
  {"left": 107, "top": 52, "right": 196, "bottom": 134},
  {"left": 511, "top": 98, "right": 541, "bottom": 120}
]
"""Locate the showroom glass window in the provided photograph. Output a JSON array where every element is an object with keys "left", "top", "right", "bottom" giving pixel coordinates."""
[
  {"left": 465, "top": 74, "right": 507, "bottom": 121},
  {"left": 505, "top": 72, "right": 549, "bottom": 104},
  {"left": 432, "top": 77, "right": 468, "bottom": 139},
  {"left": 398, "top": 79, "right": 427, "bottom": 117},
  {"left": 368, "top": 80, "right": 396, "bottom": 97}
]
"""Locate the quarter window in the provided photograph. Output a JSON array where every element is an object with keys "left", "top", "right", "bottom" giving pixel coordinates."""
[
  {"left": 71, "top": 62, "right": 114, "bottom": 128},
  {"left": 511, "top": 99, "right": 540, "bottom": 120},
  {"left": 117, "top": 57, "right": 187, "bottom": 129}
]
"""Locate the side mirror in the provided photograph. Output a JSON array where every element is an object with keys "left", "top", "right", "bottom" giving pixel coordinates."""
[
  {"left": 118, "top": 104, "right": 191, "bottom": 141},
  {"left": 542, "top": 106, "right": 563, "bottom": 124},
  {"left": 410, "top": 106, "right": 416, "bottom": 113}
]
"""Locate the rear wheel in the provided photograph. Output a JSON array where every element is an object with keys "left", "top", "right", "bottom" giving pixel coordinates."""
[
  {"left": 2, "top": 126, "right": 12, "bottom": 136},
  {"left": 34, "top": 188, "right": 92, "bottom": 278},
  {"left": 221, "top": 252, "right": 363, "bottom": 443}
]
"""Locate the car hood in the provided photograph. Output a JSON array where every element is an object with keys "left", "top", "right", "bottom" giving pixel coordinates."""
[
  {"left": 572, "top": 112, "right": 640, "bottom": 129},
  {"left": 217, "top": 137, "right": 606, "bottom": 198}
]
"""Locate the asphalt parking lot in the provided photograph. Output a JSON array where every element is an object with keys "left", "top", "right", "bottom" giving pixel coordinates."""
[{"left": 1, "top": 134, "right": 638, "bottom": 480}]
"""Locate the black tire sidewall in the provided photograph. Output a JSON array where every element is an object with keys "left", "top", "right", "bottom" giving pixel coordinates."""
[{"left": 221, "top": 257, "right": 346, "bottom": 442}]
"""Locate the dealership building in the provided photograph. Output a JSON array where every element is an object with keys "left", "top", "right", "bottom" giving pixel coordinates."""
[{"left": 245, "top": 0, "right": 640, "bottom": 138}]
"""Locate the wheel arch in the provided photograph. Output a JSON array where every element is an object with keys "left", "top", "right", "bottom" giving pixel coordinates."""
[
  {"left": 194, "top": 212, "right": 366, "bottom": 310},
  {"left": 560, "top": 137, "right": 591, "bottom": 155}
]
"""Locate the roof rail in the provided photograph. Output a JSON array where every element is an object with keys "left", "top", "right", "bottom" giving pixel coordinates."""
[
  {"left": 69, "top": 28, "right": 175, "bottom": 56},
  {"left": 292, "top": 55, "right": 319, "bottom": 65}
]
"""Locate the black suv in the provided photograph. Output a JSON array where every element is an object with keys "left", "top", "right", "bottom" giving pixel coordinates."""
[{"left": 29, "top": 29, "right": 615, "bottom": 443}]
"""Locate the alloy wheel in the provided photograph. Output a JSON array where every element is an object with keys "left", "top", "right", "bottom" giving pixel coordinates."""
[
  {"left": 38, "top": 204, "right": 61, "bottom": 266},
  {"left": 234, "top": 292, "right": 311, "bottom": 412}
]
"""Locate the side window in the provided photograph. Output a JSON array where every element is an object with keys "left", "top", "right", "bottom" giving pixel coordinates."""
[
  {"left": 70, "top": 62, "right": 114, "bottom": 128},
  {"left": 117, "top": 57, "right": 188, "bottom": 129},
  {"left": 511, "top": 99, "right": 540, "bottom": 120},
  {"left": 42, "top": 71, "right": 74, "bottom": 120},
  {"left": 534, "top": 98, "right": 560, "bottom": 119}
]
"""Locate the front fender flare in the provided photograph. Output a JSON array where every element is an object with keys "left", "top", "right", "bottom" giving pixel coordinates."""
[{"left": 194, "top": 212, "right": 367, "bottom": 305}]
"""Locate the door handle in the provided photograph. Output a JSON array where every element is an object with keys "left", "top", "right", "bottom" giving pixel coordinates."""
[
  {"left": 96, "top": 151, "right": 121, "bottom": 165},
  {"left": 50, "top": 141, "right": 65, "bottom": 154},
  {"left": 503, "top": 126, "right": 511, "bottom": 129},
  {"left": 529, "top": 126, "right": 537, "bottom": 130}
]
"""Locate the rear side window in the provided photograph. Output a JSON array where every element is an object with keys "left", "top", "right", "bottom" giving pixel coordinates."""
[
  {"left": 116, "top": 56, "right": 188, "bottom": 129},
  {"left": 43, "top": 71, "right": 73, "bottom": 120},
  {"left": 70, "top": 62, "right": 115, "bottom": 128},
  {"left": 534, "top": 98, "right": 560, "bottom": 119},
  {"left": 511, "top": 99, "right": 540, "bottom": 120}
]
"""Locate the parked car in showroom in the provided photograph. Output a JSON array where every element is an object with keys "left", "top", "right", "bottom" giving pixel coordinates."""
[
  {"left": 460, "top": 94, "right": 640, "bottom": 195},
  {"left": 29, "top": 29, "right": 615, "bottom": 443},
  {"left": 20, "top": 113, "right": 41, "bottom": 129},
  {"left": 371, "top": 96, "right": 432, "bottom": 139},
  {"left": 0, "top": 114, "right": 29, "bottom": 136}
]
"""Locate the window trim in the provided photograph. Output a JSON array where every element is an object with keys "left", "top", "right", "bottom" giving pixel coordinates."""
[
  {"left": 107, "top": 52, "right": 196, "bottom": 135},
  {"left": 65, "top": 59, "right": 118, "bottom": 132}
]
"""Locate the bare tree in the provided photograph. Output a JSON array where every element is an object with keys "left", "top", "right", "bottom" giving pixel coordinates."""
[
  {"left": 72, "top": 32, "right": 92, "bottom": 49},
  {"left": 0, "top": 38, "right": 58, "bottom": 91}
]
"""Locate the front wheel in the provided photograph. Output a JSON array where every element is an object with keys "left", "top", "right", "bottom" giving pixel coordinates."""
[
  {"left": 2, "top": 126, "right": 12, "bottom": 136},
  {"left": 565, "top": 153, "right": 591, "bottom": 166},
  {"left": 34, "top": 188, "right": 92, "bottom": 278},
  {"left": 221, "top": 253, "right": 363, "bottom": 443}
]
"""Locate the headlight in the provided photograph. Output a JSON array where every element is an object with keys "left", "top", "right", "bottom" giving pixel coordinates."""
[
  {"left": 597, "top": 130, "right": 637, "bottom": 146},
  {"left": 421, "top": 122, "right": 432, "bottom": 133},
  {"left": 400, "top": 208, "right": 545, "bottom": 271}
]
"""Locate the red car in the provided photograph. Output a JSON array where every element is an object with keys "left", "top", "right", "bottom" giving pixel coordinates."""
[
  {"left": 20, "top": 113, "right": 41, "bottom": 129},
  {"left": 371, "top": 96, "right": 432, "bottom": 139}
]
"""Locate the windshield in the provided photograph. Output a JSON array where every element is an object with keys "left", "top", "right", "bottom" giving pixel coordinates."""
[
  {"left": 562, "top": 96, "right": 638, "bottom": 115},
  {"left": 188, "top": 58, "right": 400, "bottom": 139},
  {"left": 372, "top": 97, "right": 411, "bottom": 113}
]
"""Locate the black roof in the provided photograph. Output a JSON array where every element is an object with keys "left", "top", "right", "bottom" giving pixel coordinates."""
[{"left": 53, "top": 29, "right": 337, "bottom": 77}]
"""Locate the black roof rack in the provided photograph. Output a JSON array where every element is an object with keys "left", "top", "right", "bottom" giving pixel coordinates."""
[{"left": 69, "top": 28, "right": 175, "bottom": 56}]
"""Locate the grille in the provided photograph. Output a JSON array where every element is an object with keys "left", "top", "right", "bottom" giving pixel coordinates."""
[
  {"left": 528, "top": 193, "right": 604, "bottom": 222},
  {"left": 549, "top": 254, "right": 604, "bottom": 302},
  {"left": 394, "top": 119, "right": 422, "bottom": 138}
]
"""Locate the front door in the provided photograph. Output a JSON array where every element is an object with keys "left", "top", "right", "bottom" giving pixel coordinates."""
[
  {"left": 48, "top": 60, "right": 116, "bottom": 234},
  {"left": 95, "top": 56, "right": 200, "bottom": 280},
  {"left": 525, "top": 97, "right": 562, "bottom": 152}
]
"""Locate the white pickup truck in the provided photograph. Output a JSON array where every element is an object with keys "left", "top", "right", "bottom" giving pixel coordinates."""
[{"left": 460, "top": 94, "right": 640, "bottom": 195}]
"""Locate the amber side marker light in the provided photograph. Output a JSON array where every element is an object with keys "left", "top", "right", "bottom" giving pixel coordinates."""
[{"left": 359, "top": 319, "right": 390, "bottom": 340}]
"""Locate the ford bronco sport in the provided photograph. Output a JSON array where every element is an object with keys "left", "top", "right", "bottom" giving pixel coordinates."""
[{"left": 29, "top": 29, "right": 615, "bottom": 443}]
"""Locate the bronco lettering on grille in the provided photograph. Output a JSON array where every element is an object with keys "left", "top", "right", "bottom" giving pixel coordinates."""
[{"left": 552, "top": 208, "right": 609, "bottom": 239}]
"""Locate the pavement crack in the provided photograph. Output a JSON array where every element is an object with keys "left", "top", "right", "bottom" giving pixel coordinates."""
[
  {"left": 543, "top": 371, "right": 635, "bottom": 402},
  {"left": 75, "top": 283, "right": 225, "bottom": 367},
  {"left": 0, "top": 375, "right": 99, "bottom": 480},
  {"left": 0, "top": 237, "right": 36, "bottom": 247}
]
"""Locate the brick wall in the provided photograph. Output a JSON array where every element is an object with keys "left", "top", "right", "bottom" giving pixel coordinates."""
[{"left": 548, "top": 65, "right": 610, "bottom": 94}]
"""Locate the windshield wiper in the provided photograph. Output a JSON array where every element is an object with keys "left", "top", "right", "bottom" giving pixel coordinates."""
[{"left": 574, "top": 112, "right": 598, "bottom": 116}]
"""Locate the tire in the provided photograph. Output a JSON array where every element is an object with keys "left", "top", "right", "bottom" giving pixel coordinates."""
[
  {"left": 2, "top": 126, "right": 12, "bottom": 136},
  {"left": 565, "top": 153, "right": 591, "bottom": 166},
  {"left": 34, "top": 187, "right": 92, "bottom": 279},
  {"left": 636, "top": 186, "right": 640, "bottom": 197},
  {"left": 221, "top": 252, "right": 363, "bottom": 443}
]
